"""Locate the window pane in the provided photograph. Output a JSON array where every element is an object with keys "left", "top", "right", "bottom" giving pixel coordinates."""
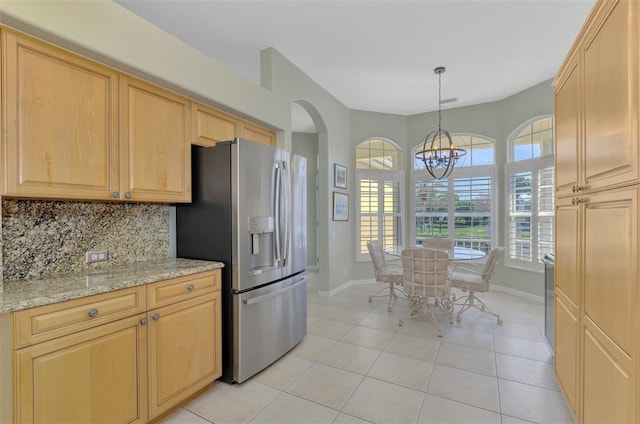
[
  {"left": 538, "top": 167, "right": 555, "bottom": 262},
  {"left": 416, "top": 216, "right": 449, "bottom": 239},
  {"left": 412, "top": 134, "right": 494, "bottom": 169},
  {"left": 513, "top": 136, "right": 533, "bottom": 161},
  {"left": 360, "top": 179, "right": 378, "bottom": 213},
  {"left": 510, "top": 172, "right": 532, "bottom": 213},
  {"left": 356, "top": 138, "right": 401, "bottom": 170},
  {"left": 360, "top": 216, "right": 378, "bottom": 254},
  {"left": 383, "top": 215, "right": 401, "bottom": 250},
  {"left": 415, "top": 180, "right": 448, "bottom": 213},
  {"left": 383, "top": 181, "right": 400, "bottom": 213},
  {"left": 511, "top": 117, "right": 554, "bottom": 161},
  {"left": 453, "top": 176, "right": 492, "bottom": 252},
  {"left": 509, "top": 216, "right": 532, "bottom": 261},
  {"left": 454, "top": 177, "right": 491, "bottom": 213}
]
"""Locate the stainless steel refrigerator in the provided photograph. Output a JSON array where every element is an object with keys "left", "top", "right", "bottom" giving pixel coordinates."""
[{"left": 176, "top": 138, "right": 307, "bottom": 383}]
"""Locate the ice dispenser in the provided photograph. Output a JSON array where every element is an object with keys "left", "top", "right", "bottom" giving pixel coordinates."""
[{"left": 248, "top": 216, "right": 275, "bottom": 272}]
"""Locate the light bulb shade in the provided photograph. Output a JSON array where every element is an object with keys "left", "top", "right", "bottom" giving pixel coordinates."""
[{"left": 415, "top": 129, "right": 467, "bottom": 179}]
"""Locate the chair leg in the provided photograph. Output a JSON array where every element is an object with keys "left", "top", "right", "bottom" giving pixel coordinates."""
[
  {"left": 398, "top": 296, "right": 451, "bottom": 337},
  {"left": 454, "top": 291, "right": 502, "bottom": 325}
]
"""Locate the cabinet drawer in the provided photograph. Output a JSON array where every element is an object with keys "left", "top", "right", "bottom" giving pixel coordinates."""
[
  {"left": 13, "top": 286, "right": 146, "bottom": 349},
  {"left": 147, "top": 270, "right": 220, "bottom": 309}
]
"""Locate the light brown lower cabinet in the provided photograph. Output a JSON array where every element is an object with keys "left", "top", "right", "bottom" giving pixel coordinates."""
[
  {"left": 7, "top": 269, "right": 221, "bottom": 423},
  {"left": 14, "top": 314, "right": 148, "bottom": 423},
  {"left": 148, "top": 292, "right": 221, "bottom": 418}
]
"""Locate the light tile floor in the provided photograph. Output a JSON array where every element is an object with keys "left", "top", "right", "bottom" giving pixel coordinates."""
[{"left": 160, "top": 271, "right": 572, "bottom": 424}]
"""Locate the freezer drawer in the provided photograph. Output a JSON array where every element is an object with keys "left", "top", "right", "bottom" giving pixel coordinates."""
[{"left": 233, "top": 273, "right": 307, "bottom": 383}]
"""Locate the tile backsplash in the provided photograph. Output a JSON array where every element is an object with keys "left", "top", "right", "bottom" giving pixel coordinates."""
[{"left": 2, "top": 199, "right": 170, "bottom": 280}]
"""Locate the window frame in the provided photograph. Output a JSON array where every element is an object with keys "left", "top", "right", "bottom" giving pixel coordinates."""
[
  {"left": 355, "top": 169, "right": 404, "bottom": 262},
  {"left": 505, "top": 115, "right": 555, "bottom": 273},
  {"left": 504, "top": 157, "right": 554, "bottom": 272},
  {"left": 410, "top": 164, "right": 498, "bottom": 252}
]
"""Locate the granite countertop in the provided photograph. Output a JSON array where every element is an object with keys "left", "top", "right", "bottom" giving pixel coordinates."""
[{"left": 0, "top": 258, "right": 224, "bottom": 313}]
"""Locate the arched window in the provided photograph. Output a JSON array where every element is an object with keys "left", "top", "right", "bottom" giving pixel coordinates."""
[
  {"left": 412, "top": 133, "right": 495, "bottom": 170},
  {"left": 505, "top": 116, "right": 555, "bottom": 271},
  {"left": 356, "top": 137, "right": 401, "bottom": 170},
  {"left": 411, "top": 133, "right": 497, "bottom": 253},
  {"left": 355, "top": 138, "right": 403, "bottom": 260}
]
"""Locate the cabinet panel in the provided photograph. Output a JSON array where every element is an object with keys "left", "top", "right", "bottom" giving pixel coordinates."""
[
  {"left": 192, "top": 102, "right": 238, "bottom": 147},
  {"left": 148, "top": 292, "right": 220, "bottom": 418},
  {"left": 554, "top": 55, "right": 580, "bottom": 197},
  {"left": 13, "top": 286, "right": 146, "bottom": 349},
  {"left": 583, "top": 188, "right": 637, "bottom": 355},
  {"left": 583, "top": 320, "right": 635, "bottom": 423},
  {"left": 241, "top": 122, "right": 276, "bottom": 147},
  {"left": 555, "top": 199, "right": 580, "bottom": 304},
  {"left": 147, "top": 270, "right": 219, "bottom": 309},
  {"left": 120, "top": 75, "right": 191, "bottom": 202},
  {"left": 14, "top": 314, "right": 147, "bottom": 423},
  {"left": 554, "top": 289, "right": 579, "bottom": 415},
  {"left": 2, "top": 30, "right": 119, "bottom": 200},
  {"left": 583, "top": 0, "right": 638, "bottom": 189}
]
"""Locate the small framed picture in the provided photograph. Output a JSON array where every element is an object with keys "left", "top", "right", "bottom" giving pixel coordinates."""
[
  {"left": 332, "top": 192, "right": 349, "bottom": 221},
  {"left": 334, "top": 163, "right": 347, "bottom": 189}
]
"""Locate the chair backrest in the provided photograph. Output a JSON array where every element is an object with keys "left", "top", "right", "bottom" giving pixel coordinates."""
[
  {"left": 401, "top": 247, "right": 450, "bottom": 297},
  {"left": 480, "top": 246, "right": 504, "bottom": 284},
  {"left": 420, "top": 237, "right": 454, "bottom": 250},
  {"left": 366, "top": 240, "right": 386, "bottom": 276}
]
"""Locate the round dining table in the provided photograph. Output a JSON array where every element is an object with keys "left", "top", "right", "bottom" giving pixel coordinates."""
[{"left": 385, "top": 245, "right": 487, "bottom": 261}]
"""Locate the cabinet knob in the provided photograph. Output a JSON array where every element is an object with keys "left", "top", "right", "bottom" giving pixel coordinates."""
[
  {"left": 572, "top": 185, "right": 577, "bottom": 193},
  {"left": 124, "top": 192, "right": 132, "bottom": 199},
  {"left": 152, "top": 313, "right": 160, "bottom": 321},
  {"left": 88, "top": 309, "right": 99, "bottom": 318},
  {"left": 187, "top": 284, "right": 195, "bottom": 292},
  {"left": 112, "top": 191, "right": 120, "bottom": 199},
  {"left": 576, "top": 185, "right": 587, "bottom": 192},
  {"left": 140, "top": 317, "right": 148, "bottom": 325}
]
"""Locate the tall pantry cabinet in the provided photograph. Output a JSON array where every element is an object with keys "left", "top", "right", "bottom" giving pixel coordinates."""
[{"left": 553, "top": 0, "right": 639, "bottom": 422}]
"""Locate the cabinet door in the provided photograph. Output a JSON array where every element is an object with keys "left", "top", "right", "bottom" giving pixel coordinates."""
[
  {"left": 555, "top": 197, "right": 580, "bottom": 304},
  {"left": 554, "top": 289, "right": 580, "bottom": 417},
  {"left": 14, "top": 314, "right": 147, "bottom": 423},
  {"left": 192, "top": 102, "right": 239, "bottom": 147},
  {"left": 120, "top": 75, "right": 191, "bottom": 202},
  {"left": 554, "top": 53, "right": 581, "bottom": 197},
  {"left": 148, "top": 292, "right": 221, "bottom": 419},
  {"left": 2, "top": 30, "right": 119, "bottom": 200},
  {"left": 241, "top": 121, "right": 276, "bottom": 147},
  {"left": 583, "top": 0, "right": 638, "bottom": 190},
  {"left": 583, "top": 319, "right": 635, "bottom": 423},
  {"left": 583, "top": 187, "right": 637, "bottom": 356}
]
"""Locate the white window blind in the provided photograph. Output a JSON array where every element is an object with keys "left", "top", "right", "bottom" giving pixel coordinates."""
[{"left": 356, "top": 170, "right": 403, "bottom": 260}]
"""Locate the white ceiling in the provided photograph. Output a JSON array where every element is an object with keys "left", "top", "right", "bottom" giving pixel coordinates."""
[{"left": 115, "top": 0, "right": 595, "bottom": 132}]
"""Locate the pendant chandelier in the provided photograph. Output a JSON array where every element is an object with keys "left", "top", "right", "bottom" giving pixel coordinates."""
[{"left": 415, "top": 67, "right": 466, "bottom": 179}]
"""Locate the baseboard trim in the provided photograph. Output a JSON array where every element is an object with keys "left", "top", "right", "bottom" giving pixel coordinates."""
[
  {"left": 491, "top": 284, "right": 544, "bottom": 303},
  {"left": 317, "top": 279, "right": 376, "bottom": 297}
]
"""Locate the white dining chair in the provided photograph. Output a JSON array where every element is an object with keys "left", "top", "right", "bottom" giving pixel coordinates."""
[
  {"left": 450, "top": 246, "right": 504, "bottom": 324},
  {"left": 366, "top": 240, "right": 404, "bottom": 312}
]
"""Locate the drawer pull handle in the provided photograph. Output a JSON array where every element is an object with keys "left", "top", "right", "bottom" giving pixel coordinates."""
[
  {"left": 187, "top": 284, "right": 195, "bottom": 292},
  {"left": 140, "top": 317, "right": 148, "bottom": 325},
  {"left": 152, "top": 313, "right": 160, "bottom": 321},
  {"left": 88, "top": 309, "right": 99, "bottom": 318}
]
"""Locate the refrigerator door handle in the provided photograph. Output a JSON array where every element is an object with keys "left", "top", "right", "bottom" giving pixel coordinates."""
[
  {"left": 242, "top": 276, "right": 308, "bottom": 306},
  {"left": 282, "top": 162, "right": 291, "bottom": 264},
  {"left": 274, "top": 164, "right": 282, "bottom": 262}
]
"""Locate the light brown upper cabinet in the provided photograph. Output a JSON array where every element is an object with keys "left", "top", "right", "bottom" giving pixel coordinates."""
[
  {"left": 192, "top": 102, "right": 238, "bottom": 147},
  {"left": 241, "top": 121, "right": 277, "bottom": 147},
  {"left": 2, "top": 30, "right": 120, "bottom": 201},
  {"left": 240, "top": 122, "right": 278, "bottom": 147},
  {"left": 120, "top": 75, "right": 191, "bottom": 202},
  {"left": 555, "top": 0, "right": 639, "bottom": 198},
  {"left": 192, "top": 101, "right": 277, "bottom": 148},
  {"left": 2, "top": 30, "right": 191, "bottom": 203}
]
